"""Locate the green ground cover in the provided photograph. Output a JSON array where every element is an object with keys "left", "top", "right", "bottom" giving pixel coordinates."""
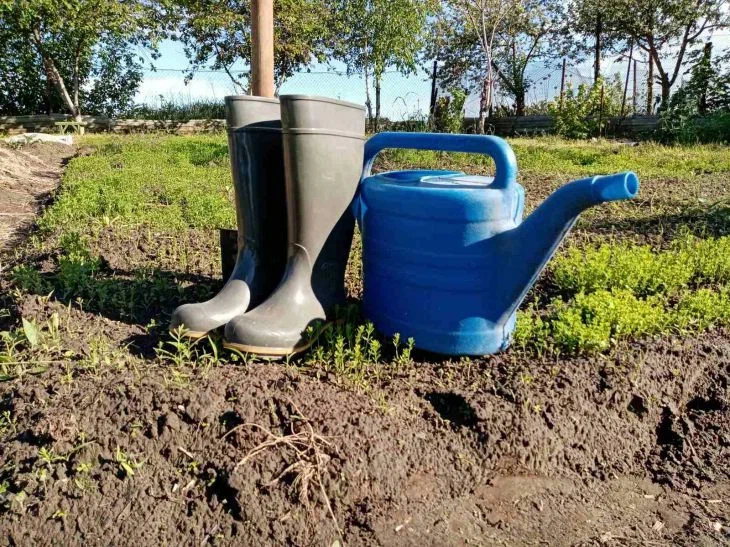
[{"left": 5, "top": 134, "right": 730, "bottom": 375}]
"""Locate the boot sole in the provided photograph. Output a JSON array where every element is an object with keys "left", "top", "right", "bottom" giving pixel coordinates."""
[
  {"left": 169, "top": 329, "right": 209, "bottom": 340},
  {"left": 223, "top": 321, "right": 335, "bottom": 358}
]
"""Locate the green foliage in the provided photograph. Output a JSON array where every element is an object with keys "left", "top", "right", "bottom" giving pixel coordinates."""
[
  {"left": 124, "top": 98, "right": 226, "bottom": 121},
  {"left": 0, "top": 30, "right": 63, "bottom": 115},
  {"left": 0, "top": 0, "right": 161, "bottom": 116},
  {"left": 658, "top": 44, "right": 730, "bottom": 144},
  {"left": 433, "top": 88, "right": 467, "bottom": 133},
  {"left": 172, "top": 0, "right": 334, "bottom": 90},
  {"left": 517, "top": 235, "right": 730, "bottom": 354},
  {"left": 549, "top": 76, "right": 626, "bottom": 139},
  {"left": 548, "top": 289, "right": 668, "bottom": 353},
  {"left": 39, "top": 135, "right": 234, "bottom": 233},
  {"left": 553, "top": 235, "right": 730, "bottom": 297}
]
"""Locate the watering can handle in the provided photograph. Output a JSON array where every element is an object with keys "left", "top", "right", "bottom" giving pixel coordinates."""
[{"left": 362, "top": 132, "right": 517, "bottom": 189}]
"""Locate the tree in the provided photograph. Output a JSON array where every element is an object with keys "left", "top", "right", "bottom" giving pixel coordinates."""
[
  {"left": 449, "top": 0, "right": 517, "bottom": 131},
  {"left": 0, "top": 28, "right": 59, "bottom": 115},
  {"left": 490, "top": 0, "right": 567, "bottom": 116},
  {"left": 611, "top": 0, "right": 730, "bottom": 109},
  {"left": 439, "top": 0, "right": 564, "bottom": 129},
  {"left": 0, "top": 0, "right": 161, "bottom": 118},
  {"left": 171, "top": 0, "right": 334, "bottom": 92},
  {"left": 333, "top": 0, "right": 433, "bottom": 129},
  {"left": 569, "top": 0, "right": 625, "bottom": 82}
]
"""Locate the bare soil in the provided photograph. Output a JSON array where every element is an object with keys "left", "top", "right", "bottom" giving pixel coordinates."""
[
  {"left": 0, "top": 144, "right": 729, "bottom": 546},
  {"left": 0, "top": 143, "right": 76, "bottom": 254},
  {"left": 1, "top": 310, "right": 728, "bottom": 546}
]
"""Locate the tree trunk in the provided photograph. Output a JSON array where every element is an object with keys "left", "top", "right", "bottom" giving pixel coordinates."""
[
  {"left": 515, "top": 90, "right": 526, "bottom": 117},
  {"left": 659, "top": 77, "right": 671, "bottom": 111},
  {"left": 73, "top": 54, "right": 81, "bottom": 120},
  {"left": 594, "top": 14, "right": 602, "bottom": 83},
  {"left": 646, "top": 55, "right": 654, "bottom": 114},
  {"left": 364, "top": 66, "right": 373, "bottom": 129},
  {"left": 478, "top": 76, "right": 489, "bottom": 134},
  {"left": 374, "top": 74, "right": 381, "bottom": 133},
  {"left": 32, "top": 30, "right": 78, "bottom": 117},
  {"left": 42, "top": 55, "right": 78, "bottom": 117}
]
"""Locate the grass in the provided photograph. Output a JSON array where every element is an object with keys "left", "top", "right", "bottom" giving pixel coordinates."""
[
  {"left": 3, "top": 133, "right": 730, "bottom": 387},
  {"left": 383, "top": 137, "right": 730, "bottom": 180},
  {"left": 40, "top": 135, "right": 234, "bottom": 233}
]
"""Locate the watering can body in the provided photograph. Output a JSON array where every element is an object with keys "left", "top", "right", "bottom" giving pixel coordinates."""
[{"left": 355, "top": 132, "right": 639, "bottom": 356}]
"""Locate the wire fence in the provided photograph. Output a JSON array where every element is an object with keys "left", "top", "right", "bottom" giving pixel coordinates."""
[{"left": 137, "top": 54, "right": 676, "bottom": 121}]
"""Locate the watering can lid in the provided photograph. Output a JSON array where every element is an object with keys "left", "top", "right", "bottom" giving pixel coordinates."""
[
  {"left": 361, "top": 170, "right": 522, "bottom": 223},
  {"left": 370, "top": 170, "right": 495, "bottom": 189}
]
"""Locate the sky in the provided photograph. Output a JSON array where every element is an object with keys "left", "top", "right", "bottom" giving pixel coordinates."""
[{"left": 136, "top": 33, "right": 730, "bottom": 120}]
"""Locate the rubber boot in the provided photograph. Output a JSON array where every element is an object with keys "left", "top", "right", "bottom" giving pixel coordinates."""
[
  {"left": 170, "top": 96, "right": 288, "bottom": 338},
  {"left": 224, "top": 95, "right": 366, "bottom": 356}
]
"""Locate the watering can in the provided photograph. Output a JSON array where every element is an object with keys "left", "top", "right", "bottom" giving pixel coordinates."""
[{"left": 355, "top": 132, "right": 639, "bottom": 355}]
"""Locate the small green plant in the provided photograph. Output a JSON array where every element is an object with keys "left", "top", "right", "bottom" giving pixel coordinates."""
[
  {"left": 156, "top": 327, "right": 223, "bottom": 373},
  {"left": 0, "top": 411, "right": 16, "bottom": 439},
  {"left": 37, "top": 447, "right": 68, "bottom": 467},
  {"left": 50, "top": 509, "right": 67, "bottom": 521},
  {"left": 305, "top": 307, "right": 413, "bottom": 389},
  {"left": 552, "top": 235, "right": 730, "bottom": 298},
  {"left": 115, "top": 446, "right": 143, "bottom": 477}
]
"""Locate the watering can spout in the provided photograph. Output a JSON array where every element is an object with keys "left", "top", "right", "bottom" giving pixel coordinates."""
[{"left": 495, "top": 172, "right": 639, "bottom": 320}]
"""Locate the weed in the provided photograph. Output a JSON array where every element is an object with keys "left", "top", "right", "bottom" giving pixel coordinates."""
[
  {"left": 0, "top": 411, "right": 16, "bottom": 439},
  {"left": 156, "top": 327, "right": 224, "bottom": 373},
  {"left": 37, "top": 447, "right": 68, "bottom": 467},
  {"left": 552, "top": 235, "right": 730, "bottom": 297},
  {"left": 50, "top": 509, "right": 67, "bottom": 521},
  {"left": 115, "top": 446, "right": 143, "bottom": 477}
]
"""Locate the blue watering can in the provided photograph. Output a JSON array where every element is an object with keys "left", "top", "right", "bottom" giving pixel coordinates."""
[{"left": 354, "top": 132, "right": 639, "bottom": 355}]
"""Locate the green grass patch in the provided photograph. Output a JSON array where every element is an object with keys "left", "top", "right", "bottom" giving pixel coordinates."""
[
  {"left": 516, "top": 235, "right": 730, "bottom": 354},
  {"left": 553, "top": 234, "right": 730, "bottom": 297},
  {"left": 40, "top": 134, "right": 234, "bottom": 234},
  {"left": 382, "top": 137, "right": 730, "bottom": 180}
]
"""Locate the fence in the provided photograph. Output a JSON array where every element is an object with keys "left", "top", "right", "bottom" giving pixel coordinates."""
[{"left": 0, "top": 113, "right": 661, "bottom": 139}]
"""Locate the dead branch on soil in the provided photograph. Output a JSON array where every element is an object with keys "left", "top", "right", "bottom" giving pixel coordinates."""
[{"left": 221, "top": 402, "right": 342, "bottom": 541}]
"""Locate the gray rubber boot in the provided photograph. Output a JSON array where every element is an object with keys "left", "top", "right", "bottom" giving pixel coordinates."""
[
  {"left": 170, "top": 96, "right": 288, "bottom": 338},
  {"left": 224, "top": 95, "right": 366, "bottom": 356}
]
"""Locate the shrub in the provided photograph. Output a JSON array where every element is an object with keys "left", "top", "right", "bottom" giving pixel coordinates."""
[
  {"left": 548, "top": 76, "right": 626, "bottom": 139},
  {"left": 433, "top": 88, "right": 467, "bottom": 133}
]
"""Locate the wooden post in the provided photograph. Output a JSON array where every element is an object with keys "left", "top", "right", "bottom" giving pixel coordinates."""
[
  {"left": 621, "top": 42, "right": 633, "bottom": 117},
  {"left": 559, "top": 58, "right": 566, "bottom": 110},
  {"left": 633, "top": 60, "right": 638, "bottom": 113},
  {"left": 429, "top": 58, "right": 439, "bottom": 118},
  {"left": 251, "top": 0, "right": 275, "bottom": 97}
]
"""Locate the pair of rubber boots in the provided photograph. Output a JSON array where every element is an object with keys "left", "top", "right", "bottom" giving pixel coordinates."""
[{"left": 170, "top": 95, "right": 366, "bottom": 356}]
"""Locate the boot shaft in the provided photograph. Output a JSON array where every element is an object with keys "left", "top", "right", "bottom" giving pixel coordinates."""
[
  {"left": 279, "top": 96, "right": 366, "bottom": 259},
  {"left": 225, "top": 96, "right": 288, "bottom": 259}
]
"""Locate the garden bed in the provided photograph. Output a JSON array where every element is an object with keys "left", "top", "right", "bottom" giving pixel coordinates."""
[{"left": 0, "top": 136, "right": 728, "bottom": 545}]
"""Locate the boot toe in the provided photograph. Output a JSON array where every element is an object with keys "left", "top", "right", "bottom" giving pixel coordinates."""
[
  {"left": 170, "top": 303, "right": 217, "bottom": 337},
  {"left": 225, "top": 314, "right": 297, "bottom": 351}
]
